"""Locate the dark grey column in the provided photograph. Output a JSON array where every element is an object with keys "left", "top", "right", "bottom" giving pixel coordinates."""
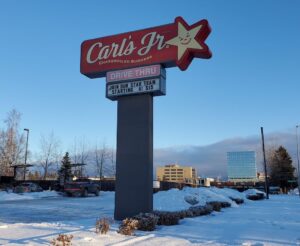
[{"left": 114, "top": 94, "right": 153, "bottom": 220}]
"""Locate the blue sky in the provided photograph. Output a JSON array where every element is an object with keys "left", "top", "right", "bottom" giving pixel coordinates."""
[{"left": 1, "top": 0, "right": 300, "bottom": 160}]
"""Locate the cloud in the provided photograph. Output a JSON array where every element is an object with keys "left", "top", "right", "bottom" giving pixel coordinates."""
[{"left": 154, "top": 130, "right": 299, "bottom": 179}]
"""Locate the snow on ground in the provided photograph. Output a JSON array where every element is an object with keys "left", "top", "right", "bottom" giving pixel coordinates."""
[
  {"left": 0, "top": 190, "right": 61, "bottom": 201},
  {"left": 154, "top": 188, "right": 192, "bottom": 211},
  {"left": 288, "top": 187, "right": 299, "bottom": 196},
  {"left": 1, "top": 188, "right": 300, "bottom": 245},
  {"left": 154, "top": 186, "right": 249, "bottom": 211}
]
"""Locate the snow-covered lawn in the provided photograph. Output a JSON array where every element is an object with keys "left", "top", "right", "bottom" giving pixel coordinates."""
[{"left": 0, "top": 188, "right": 300, "bottom": 245}]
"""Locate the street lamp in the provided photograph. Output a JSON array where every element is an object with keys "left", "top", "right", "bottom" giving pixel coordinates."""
[
  {"left": 296, "top": 126, "right": 300, "bottom": 197},
  {"left": 24, "top": 128, "right": 29, "bottom": 181}
]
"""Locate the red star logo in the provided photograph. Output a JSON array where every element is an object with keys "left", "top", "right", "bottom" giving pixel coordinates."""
[{"left": 166, "top": 17, "right": 212, "bottom": 70}]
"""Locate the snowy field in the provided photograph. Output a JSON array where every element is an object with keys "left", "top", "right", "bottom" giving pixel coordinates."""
[{"left": 0, "top": 188, "right": 300, "bottom": 245}]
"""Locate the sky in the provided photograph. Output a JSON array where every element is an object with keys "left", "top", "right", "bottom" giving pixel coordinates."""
[{"left": 1, "top": 1, "right": 300, "bottom": 177}]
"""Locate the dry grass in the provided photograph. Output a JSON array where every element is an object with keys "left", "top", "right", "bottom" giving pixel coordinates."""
[
  {"left": 118, "top": 218, "right": 139, "bottom": 236},
  {"left": 96, "top": 217, "right": 111, "bottom": 234},
  {"left": 50, "top": 234, "right": 73, "bottom": 246}
]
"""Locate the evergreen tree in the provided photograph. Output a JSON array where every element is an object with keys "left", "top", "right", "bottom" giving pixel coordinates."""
[
  {"left": 268, "top": 146, "right": 295, "bottom": 190},
  {"left": 58, "top": 152, "right": 72, "bottom": 185}
]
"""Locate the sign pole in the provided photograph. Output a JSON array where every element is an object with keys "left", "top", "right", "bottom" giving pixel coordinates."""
[
  {"left": 80, "top": 16, "right": 212, "bottom": 220},
  {"left": 114, "top": 94, "right": 153, "bottom": 220}
]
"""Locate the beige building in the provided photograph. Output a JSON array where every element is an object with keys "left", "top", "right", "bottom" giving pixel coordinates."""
[
  {"left": 156, "top": 164, "right": 197, "bottom": 185},
  {"left": 257, "top": 172, "right": 268, "bottom": 182}
]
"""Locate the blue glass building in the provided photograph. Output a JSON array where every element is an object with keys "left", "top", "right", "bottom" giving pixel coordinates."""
[{"left": 227, "top": 151, "right": 257, "bottom": 181}]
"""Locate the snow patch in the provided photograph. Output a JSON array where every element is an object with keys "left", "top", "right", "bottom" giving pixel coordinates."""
[
  {"left": 288, "top": 188, "right": 299, "bottom": 196},
  {"left": 154, "top": 187, "right": 245, "bottom": 211},
  {"left": 243, "top": 188, "right": 265, "bottom": 196},
  {"left": 0, "top": 190, "right": 61, "bottom": 201}
]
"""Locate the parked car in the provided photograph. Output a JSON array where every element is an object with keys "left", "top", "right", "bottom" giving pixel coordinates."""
[
  {"left": 269, "top": 186, "right": 280, "bottom": 194},
  {"left": 14, "top": 182, "right": 43, "bottom": 193},
  {"left": 64, "top": 181, "right": 100, "bottom": 197}
]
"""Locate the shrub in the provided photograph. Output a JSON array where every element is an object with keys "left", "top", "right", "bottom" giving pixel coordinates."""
[
  {"left": 118, "top": 218, "right": 139, "bottom": 236},
  {"left": 247, "top": 194, "right": 264, "bottom": 200},
  {"left": 207, "top": 201, "right": 222, "bottom": 212},
  {"left": 189, "top": 205, "right": 213, "bottom": 217},
  {"left": 13, "top": 186, "right": 24, "bottom": 193},
  {"left": 50, "top": 234, "right": 73, "bottom": 246},
  {"left": 133, "top": 213, "right": 159, "bottom": 231},
  {"left": 220, "top": 201, "right": 231, "bottom": 208},
  {"left": 207, "top": 201, "right": 231, "bottom": 211},
  {"left": 153, "top": 211, "right": 180, "bottom": 226},
  {"left": 96, "top": 217, "right": 111, "bottom": 234},
  {"left": 229, "top": 197, "right": 244, "bottom": 204},
  {"left": 184, "top": 209, "right": 195, "bottom": 218},
  {"left": 177, "top": 210, "right": 191, "bottom": 219},
  {"left": 203, "top": 204, "right": 213, "bottom": 214}
]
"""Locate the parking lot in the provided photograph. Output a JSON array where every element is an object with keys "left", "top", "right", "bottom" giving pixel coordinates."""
[{"left": 0, "top": 192, "right": 114, "bottom": 223}]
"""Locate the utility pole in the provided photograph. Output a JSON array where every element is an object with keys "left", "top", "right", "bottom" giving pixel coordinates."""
[
  {"left": 261, "top": 127, "right": 269, "bottom": 199},
  {"left": 24, "top": 128, "right": 29, "bottom": 181},
  {"left": 296, "top": 125, "right": 300, "bottom": 197}
]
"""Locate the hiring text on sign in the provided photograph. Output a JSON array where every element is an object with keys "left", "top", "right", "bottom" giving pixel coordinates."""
[{"left": 107, "top": 79, "right": 160, "bottom": 97}]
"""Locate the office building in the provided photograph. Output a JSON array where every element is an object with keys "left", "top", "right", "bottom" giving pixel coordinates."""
[
  {"left": 227, "top": 151, "right": 257, "bottom": 182},
  {"left": 156, "top": 164, "right": 197, "bottom": 185}
]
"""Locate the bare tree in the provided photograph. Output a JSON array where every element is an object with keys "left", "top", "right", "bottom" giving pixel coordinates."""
[
  {"left": 107, "top": 147, "right": 116, "bottom": 177},
  {"left": 265, "top": 144, "right": 278, "bottom": 174},
  {"left": 0, "top": 109, "right": 25, "bottom": 176},
  {"left": 38, "top": 132, "right": 60, "bottom": 180},
  {"left": 71, "top": 137, "right": 89, "bottom": 177},
  {"left": 94, "top": 142, "right": 109, "bottom": 179},
  {"left": 93, "top": 142, "right": 116, "bottom": 180},
  {"left": 79, "top": 138, "right": 89, "bottom": 165}
]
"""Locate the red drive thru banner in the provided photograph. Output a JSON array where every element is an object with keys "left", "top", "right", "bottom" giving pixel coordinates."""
[{"left": 81, "top": 17, "right": 212, "bottom": 78}]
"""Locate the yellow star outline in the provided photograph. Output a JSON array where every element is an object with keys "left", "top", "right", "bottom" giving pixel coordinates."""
[{"left": 166, "top": 21, "right": 203, "bottom": 61}]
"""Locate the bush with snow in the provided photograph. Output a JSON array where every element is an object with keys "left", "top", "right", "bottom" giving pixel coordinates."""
[
  {"left": 153, "top": 211, "right": 180, "bottom": 226},
  {"left": 197, "top": 187, "right": 238, "bottom": 207},
  {"left": 243, "top": 189, "right": 265, "bottom": 200},
  {"left": 210, "top": 187, "right": 245, "bottom": 204},
  {"left": 154, "top": 186, "right": 246, "bottom": 213},
  {"left": 133, "top": 213, "right": 159, "bottom": 231},
  {"left": 154, "top": 188, "right": 192, "bottom": 211},
  {"left": 188, "top": 204, "right": 213, "bottom": 216},
  {"left": 207, "top": 201, "right": 222, "bottom": 211}
]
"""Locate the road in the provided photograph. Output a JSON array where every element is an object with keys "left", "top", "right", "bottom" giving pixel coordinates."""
[{"left": 0, "top": 192, "right": 114, "bottom": 223}]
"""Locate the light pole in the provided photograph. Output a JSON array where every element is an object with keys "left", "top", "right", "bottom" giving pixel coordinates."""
[
  {"left": 24, "top": 128, "right": 29, "bottom": 181},
  {"left": 296, "top": 125, "right": 300, "bottom": 197}
]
